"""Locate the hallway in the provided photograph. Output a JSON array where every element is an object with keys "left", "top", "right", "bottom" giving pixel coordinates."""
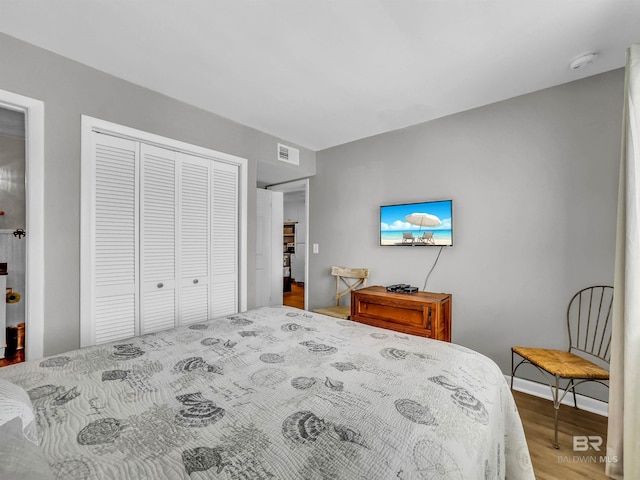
[{"left": 283, "top": 282, "right": 304, "bottom": 310}]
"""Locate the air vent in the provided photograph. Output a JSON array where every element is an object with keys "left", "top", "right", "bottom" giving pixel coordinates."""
[{"left": 277, "top": 143, "right": 300, "bottom": 166}]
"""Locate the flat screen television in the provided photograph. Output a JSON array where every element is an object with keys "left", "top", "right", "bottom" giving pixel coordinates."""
[{"left": 380, "top": 199, "right": 453, "bottom": 246}]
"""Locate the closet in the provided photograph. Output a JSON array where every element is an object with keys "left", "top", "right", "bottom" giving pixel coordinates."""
[{"left": 86, "top": 131, "right": 240, "bottom": 346}]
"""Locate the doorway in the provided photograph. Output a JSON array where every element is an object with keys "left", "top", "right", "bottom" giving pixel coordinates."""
[
  {"left": 0, "top": 107, "right": 26, "bottom": 365},
  {"left": 268, "top": 179, "right": 309, "bottom": 310},
  {"left": 0, "top": 89, "right": 45, "bottom": 362}
]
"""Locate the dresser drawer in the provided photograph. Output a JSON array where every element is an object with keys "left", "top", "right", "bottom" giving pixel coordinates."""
[{"left": 351, "top": 286, "right": 451, "bottom": 341}]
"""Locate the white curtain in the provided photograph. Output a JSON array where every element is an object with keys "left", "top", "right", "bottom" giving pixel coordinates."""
[{"left": 607, "top": 43, "right": 640, "bottom": 480}]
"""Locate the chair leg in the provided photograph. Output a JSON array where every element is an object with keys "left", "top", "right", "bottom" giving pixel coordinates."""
[
  {"left": 553, "top": 374, "right": 560, "bottom": 449},
  {"left": 569, "top": 379, "right": 578, "bottom": 408},
  {"left": 510, "top": 350, "right": 515, "bottom": 390}
]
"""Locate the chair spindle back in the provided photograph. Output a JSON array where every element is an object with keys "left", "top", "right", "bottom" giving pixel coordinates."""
[{"left": 566, "top": 285, "right": 614, "bottom": 363}]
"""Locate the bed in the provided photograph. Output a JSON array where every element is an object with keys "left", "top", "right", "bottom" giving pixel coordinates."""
[{"left": 0, "top": 306, "right": 535, "bottom": 479}]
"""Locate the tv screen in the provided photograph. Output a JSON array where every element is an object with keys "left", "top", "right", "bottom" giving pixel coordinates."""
[{"left": 380, "top": 200, "right": 453, "bottom": 246}]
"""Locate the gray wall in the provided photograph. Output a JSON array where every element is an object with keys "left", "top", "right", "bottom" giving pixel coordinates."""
[
  {"left": 309, "top": 70, "right": 622, "bottom": 392},
  {"left": 0, "top": 33, "right": 316, "bottom": 356}
]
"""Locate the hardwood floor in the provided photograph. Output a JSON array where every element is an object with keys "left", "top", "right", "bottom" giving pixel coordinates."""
[
  {"left": 0, "top": 348, "right": 25, "bottom": 367},
  {"left": 283, "top": 281, "right": 305, "bottom": 309},
  {"left": 513, "top": 390, "right": 610, "bottom": 479}
]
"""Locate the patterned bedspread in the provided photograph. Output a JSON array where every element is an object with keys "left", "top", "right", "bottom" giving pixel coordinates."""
[{"left": 0, "top": 306, "right": 534, "bottom": 479}]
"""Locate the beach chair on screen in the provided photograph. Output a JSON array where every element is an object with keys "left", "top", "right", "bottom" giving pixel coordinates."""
[
  {"left": 402, "top": 232, "right": 415, "bottom": 244},
  {"left": 417, "top": 232, "right": 435, "bottom": 244}
]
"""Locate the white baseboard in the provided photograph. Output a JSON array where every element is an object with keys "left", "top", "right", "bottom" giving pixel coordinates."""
[{"left": 505, "top": 375, "right": 608, "bottom": 417}]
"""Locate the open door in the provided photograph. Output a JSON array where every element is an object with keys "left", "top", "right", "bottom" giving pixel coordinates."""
[
  {"left": 255, "top": 189, "right": 283, "bottom": 307},
  {"left": 0, "top": 90, "right": 44, "bottom": 362},
  {"left": 268, "top": 179, "right": 309, "bottom": 310}
]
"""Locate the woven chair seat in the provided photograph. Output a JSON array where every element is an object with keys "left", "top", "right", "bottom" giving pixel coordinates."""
[{"left": 512, "top": 347, "right": 609, "bottom": 379}]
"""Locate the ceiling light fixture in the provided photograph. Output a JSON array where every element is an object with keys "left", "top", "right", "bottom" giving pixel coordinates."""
[{"left": 569, "top": 52, "right": 599, "bottom": 70}]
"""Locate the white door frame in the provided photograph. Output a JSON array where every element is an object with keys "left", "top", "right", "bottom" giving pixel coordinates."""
[
  {"left": 268, "top": 178, "right": 309, "bottom": 309},
  {"left": 0, "top": 89, "right": 45, "bottom": 360}
]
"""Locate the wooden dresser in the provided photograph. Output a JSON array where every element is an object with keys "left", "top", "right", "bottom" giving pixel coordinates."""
[{"left": 351, "top": 286, "right": 451, "bottom": 341}]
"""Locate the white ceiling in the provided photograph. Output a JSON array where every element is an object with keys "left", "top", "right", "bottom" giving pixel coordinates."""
[{"left": 1, "top": 1, "right": 639, "bottom": 151}]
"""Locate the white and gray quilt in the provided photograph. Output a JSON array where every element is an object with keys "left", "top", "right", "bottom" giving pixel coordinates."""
[{"left": 0, "top": 306, "right": 535, "bottom": 479}]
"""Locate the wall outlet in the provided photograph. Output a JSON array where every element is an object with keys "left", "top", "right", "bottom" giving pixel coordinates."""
[{"left": 313, "top": 243, "right": 319, "bottom": 254}]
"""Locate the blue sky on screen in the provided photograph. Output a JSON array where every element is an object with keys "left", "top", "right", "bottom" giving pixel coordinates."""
[{"left": 380, "top": 200, "right": 452, "bottom": 231}]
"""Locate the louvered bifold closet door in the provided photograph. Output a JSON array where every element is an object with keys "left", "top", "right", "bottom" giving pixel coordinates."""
[
  {"left": 140, "top": 144, "right": 177, "bottom": 334},
  {"left": 178, "top": 152, "right": 211, "bottom": 324},
  {"left": 92, "top": 133, "right": 138, "bottom": 344},
  {"left": 211, "top": 161, "right": 239, "bottom": 316}
]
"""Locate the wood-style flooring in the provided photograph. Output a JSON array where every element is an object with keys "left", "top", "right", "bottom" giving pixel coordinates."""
[
  {"left": 0, "top": 348, "right": 25, "bottom": 367},
  {"left": 513, "top": 390, "right": 610, "bottom": 480},
  {"left": 283, "top": 281, "right": 305, "bottom": 309}
]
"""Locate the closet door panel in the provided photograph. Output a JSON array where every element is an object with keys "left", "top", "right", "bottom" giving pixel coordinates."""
[
  {"left": 142, "top": 290, "right": 175, "bottom": 333},
  {"left": 95, "top": 294, "right": 136, "bottom": 344},
  {"left": 180, "top": 285, "right": 209, "bottom": 324},
  {"left": 211, "top": 161, "right": 239, "bottom": 317},
  {"left": 140, "top": 144, "right": 177, "bottom": 334},
  {"left": 92, "top": 133, "right": 138, "bottom": 344},
  {"left": 85, "top": 124, "right": 244, "bottom": 346},
  {"left": 178, "top": 153, "right": 211, "bottom": 324}
]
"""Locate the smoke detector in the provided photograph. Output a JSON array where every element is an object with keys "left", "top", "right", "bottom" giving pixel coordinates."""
[{"left": 569, "top": 52, "right": 599, "bottom": 70}]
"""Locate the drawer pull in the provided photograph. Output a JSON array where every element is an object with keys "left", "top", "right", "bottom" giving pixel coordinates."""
[
  {"left": 157, "top": 282, "right": 164, "bottom": 289},
  {"left": 193, "top": 279, "right": 199, "bottom": 284}
]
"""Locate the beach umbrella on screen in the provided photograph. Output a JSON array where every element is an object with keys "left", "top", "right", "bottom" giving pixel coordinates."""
[{"left": 405, "top": 212, "right": 442, "bottom": 230}]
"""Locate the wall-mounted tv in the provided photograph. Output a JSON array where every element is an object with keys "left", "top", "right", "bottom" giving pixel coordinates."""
[{"left": 380, "top": 200, "right": 453, "bottom": 246}]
